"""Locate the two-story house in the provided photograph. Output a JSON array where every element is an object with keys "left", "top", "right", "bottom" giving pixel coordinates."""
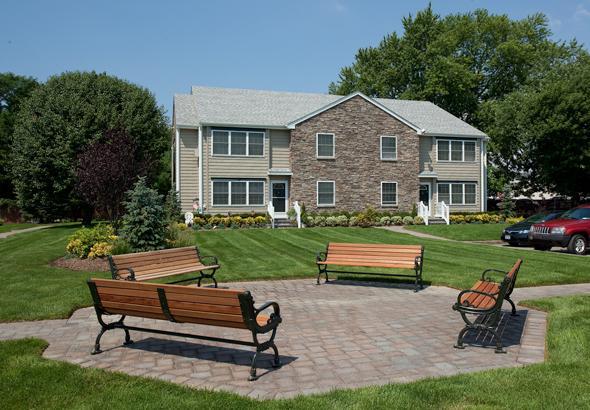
[{"left": 172, "top": 86, "right": 487, "bottom": 220}]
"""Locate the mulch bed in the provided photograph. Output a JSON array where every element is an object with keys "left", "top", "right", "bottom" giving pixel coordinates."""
[{"left": 51, "top": 257, "right": 109, "bottom": 272}]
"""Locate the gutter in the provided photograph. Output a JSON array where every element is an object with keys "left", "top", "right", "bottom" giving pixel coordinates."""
[
  {"left": 198, "top": 126, "right": 203, "bottom": 210},
  {"left": 175, "top": 127, "right": 180, "bottom": 192}
]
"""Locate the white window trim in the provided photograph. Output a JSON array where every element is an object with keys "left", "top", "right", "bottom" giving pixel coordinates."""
[
  {"left": 210, "top": 179, "right": 266, "bottom": 207},
  {"left": 316, "top": 180, "right": 335, "bottom": 207},
  {"left": 316, "top": 133, "right": 335, "bottom": 159},
  {"left": 380, "top": 136, "right": 398, "bottom": 161},
  {"left": 381, "top": 181, "right": 398, "bottom": 207},
  {"left": 211, "top": 130, "right": 265, "bottom": 157},
  {"left": 435, "top": 139, "right": 477, "bottom": 163},
  {"left": 437, "top": 182, "right": 477, "bottom": 205}
]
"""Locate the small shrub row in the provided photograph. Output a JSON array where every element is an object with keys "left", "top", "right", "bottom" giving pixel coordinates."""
[
  {"left": 65, "top": 224, "right": 118, "bottom": 259},
  {"left": 449, "top": 212, "right": 524, "bottom": 224},
  {"left": 191, "top": 214, "right": 269, "bottom": 230},
  {"left": 304, "top": 207, "right": 423, "bottom": 228}
]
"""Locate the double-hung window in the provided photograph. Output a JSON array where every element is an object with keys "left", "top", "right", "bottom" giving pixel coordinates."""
[
  {"left": 211, "top": 130, "right": 265, "bottom": 156},
  {"left": 380, "top": 136, "right": 397, "bottom": 160},
  {"left": 437, "top": 182, "right": 477, "bottom": 205},
  {"left": 317, "top": 181, "right": 335, "bottom": 206},
  {"left": 381, "top": 182, "right": 398, "bottom": 206},
  {"left": 316, "top": 133, "right": 335, "bottom": 158},
  {"left": 437, "top": 139, "right": 477, "bottom": 162},
  {"left": 211, "top": 180, "right": 265, "bottom": 206}
]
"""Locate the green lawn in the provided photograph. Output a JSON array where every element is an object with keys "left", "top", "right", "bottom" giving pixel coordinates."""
[
  {"left": 2, "top": 295, "right": 589, "bottom": 409},
  {"left": 406, "top": 223, "right": 509, "bottom": 241},
  {"left": 0, "top": 222, "right": 43, "bottom": 234},
  {"left": 1, "top": 225, "right": 590, "bottom": 322}
]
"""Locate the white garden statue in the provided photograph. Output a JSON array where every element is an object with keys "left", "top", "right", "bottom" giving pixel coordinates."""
[{"left": 184, "top": 211, "right": 194, "bottom": 227}]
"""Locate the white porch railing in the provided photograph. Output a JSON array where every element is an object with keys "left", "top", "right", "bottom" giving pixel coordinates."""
[
  {"left": 417, "top": 201, "right": 430, "bottom": 225},
  {"left": 435, "top": 201, "right": 450, "bottom": 225},
  {"left": 293, "top": 201, "right": 302, "bottom": 228},
  {"left": 267, "top": 202, "right": 275, "bottom": 228}
]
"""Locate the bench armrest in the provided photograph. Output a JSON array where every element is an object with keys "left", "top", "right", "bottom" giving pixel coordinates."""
[
  {"left": 112, "top": 267, "right": 135, "bottom": 281},
  {"left": 199, "top": 255, "right": 219, "bottom": 266},
  {"left": 316, "top": 251, "right": 327, "bottom": 263},
  {"left": 481, "top": 268, "right": 507, "bottom": 282},
  {"left": 254, "top": 301, "right": 282, "bottom": 333},
  {"left": 452, "top": 289, "right": 497, "bottom": 313}
]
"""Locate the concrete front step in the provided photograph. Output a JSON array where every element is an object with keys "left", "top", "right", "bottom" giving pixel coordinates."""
[
  {"left": 428, "top": 218, "right": 448, "bottom": 225},
  {"left": 273, "top": 218, "right": 295, "bottom": 228}
]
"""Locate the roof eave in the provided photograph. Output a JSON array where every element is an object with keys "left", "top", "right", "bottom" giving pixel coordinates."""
[{"left": 286, "top": 91, "right": 422, "bottom": 132}]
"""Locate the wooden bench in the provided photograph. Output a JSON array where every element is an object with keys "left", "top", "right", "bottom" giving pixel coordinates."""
[
  {"left": 316, "top": 243, "right": 425, "bottom": 291},
  {"left": 87, "top": 278, "right": 282, "bottom": 381},
  {"left": 452, "top": 259, "right": 523, "bottom": 353},
  {"left": 108, "top": 246, "right": 220, "bottom": 287}
]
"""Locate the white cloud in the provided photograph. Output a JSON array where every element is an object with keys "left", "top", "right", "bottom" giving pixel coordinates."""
[
  {"left": 332, "top": 0, "right": 347, "bottom": 13},
  {"left": 574, "top": 3, "right": 590, "bottom": 20}
]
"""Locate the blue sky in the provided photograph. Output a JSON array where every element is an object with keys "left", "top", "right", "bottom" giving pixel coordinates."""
[{"left": 2, "top": 0, "right": 590, "bottom": 120}]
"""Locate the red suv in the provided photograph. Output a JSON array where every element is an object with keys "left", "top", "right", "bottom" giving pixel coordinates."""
[{"left": 529, "top": 204, "right": 590, "bottom": 255}]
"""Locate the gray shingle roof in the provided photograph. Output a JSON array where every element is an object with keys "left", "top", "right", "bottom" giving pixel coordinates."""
[{"left": 174, "top": 86, "right": 486, "bottom": 137}]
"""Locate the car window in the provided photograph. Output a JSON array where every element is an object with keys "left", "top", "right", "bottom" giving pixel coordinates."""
[
  {"left": 546, "top": 212, "right": 564, "bottom": 221},
  {"left": 526, "top": 213, "right": 546, "bottom": 223},
  {"left": 560, "top": 208, "right": 590, "bottom": 220}
]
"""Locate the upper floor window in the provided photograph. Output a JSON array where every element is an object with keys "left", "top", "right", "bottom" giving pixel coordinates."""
[
  {"left": 438, "top": 182, "right": 477, "bottom": 205},
  {"left": 317, "top": 180, "right": 335, "bottom": 206},
  {"left": 380, "top": 136, "right": 397, "bottom": 161},
  {"left": 211, "top": 130, "right": 265, "bottom": 157},
  {"left": 437, "top": 139, "right": 476, "bottom": 162},
  {"left": 381, "top": 182, "right": 398, "bottom": 206},
  {"left": 316, "top": 133, "right": 335, "bottom": 158}
]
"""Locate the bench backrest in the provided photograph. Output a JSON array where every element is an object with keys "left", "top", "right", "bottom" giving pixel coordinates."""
[
  {"left": 326, "top": 242, "right": 423, "bottom": 266},
  {"left": 88, "top": 278, "right": 256, "bottom": 330},
  {"left": 108, "top": 246, "right": 203, "bottom": 279},
  {"left": 505, "top": 258, "right": 523, "bottom": 297}
]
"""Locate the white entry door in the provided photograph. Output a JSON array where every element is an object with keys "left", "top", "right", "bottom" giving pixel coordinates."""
[
  {"left": 270, "top": 180, "right": 288, "bottom": 218},
  {"left": 419, "top": 183, "right": 432, "bottom": 215}
]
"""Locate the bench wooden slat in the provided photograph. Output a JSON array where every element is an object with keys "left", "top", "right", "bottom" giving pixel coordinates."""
[
  {"left": 323, "top": 256, "right": 417, "bottom": 264},
  {"left": 115, "top": 256, "right": 201, "bottom": 270},
  {"left": 328, "top": 243, "right": 422, "bottom": 250},
  {"left": 111, "top": 246, "right": 198, "bottom": 261},
  {"left": 320, "top": 260, "right": 417, "bottom": 269},
  {"left": 92, "top": 279, "right": 241, "bottom": 297},
  {"left": 95, "top": 286, "right": 241, "bottom": 306},
  {"left": 100, "top": 294, "right": 243, "bottom": 314},
  {"left": 131, "top": 264, "right": 214, "bottom": 278}
]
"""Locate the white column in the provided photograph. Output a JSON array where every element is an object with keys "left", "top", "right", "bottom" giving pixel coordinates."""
[
  {"left": 175, "top": 128, "right": 180, "bottom": 192},
  {"left": 480, "top": 138, "right": 487, "bottom": 212},
  {"left": 198, "top": 126, "right": 203, "bottom": 209}
]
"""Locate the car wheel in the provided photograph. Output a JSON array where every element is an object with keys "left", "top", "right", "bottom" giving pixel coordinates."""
[
  {"left": 568, "top": 235, "right": 587, "bottom": 255},
  {"left": 534, "top": 244, "right": 551, "bottom": 251}
]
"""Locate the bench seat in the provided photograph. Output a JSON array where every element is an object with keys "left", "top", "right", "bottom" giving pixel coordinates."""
[
  {"left": 108, "top": 246, "right": 219, "bottom": 287},
  {"left": 87, "top": 278, "right": 282, "bottom": 381},
  {"left": 316, "top": 243, "right": 425, "bottom": 291},
  {"left": 452, "top": 259, "right": 523, "bottom": 353}
]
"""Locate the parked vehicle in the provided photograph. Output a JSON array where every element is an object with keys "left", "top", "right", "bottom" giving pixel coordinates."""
[
  {"left": 501, "top": 211, "right": 565, "bottom": 246},
  {"left": 529, "top": 204, "right": 590, "bottom": 255}
]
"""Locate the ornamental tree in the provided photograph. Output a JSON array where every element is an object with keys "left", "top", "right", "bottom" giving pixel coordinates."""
[
  {"left": 76, "top": 129, "right": 146, "bottom": 225},
  {"left": 11, "top": 71, "right": 168, "bottom": 222}
]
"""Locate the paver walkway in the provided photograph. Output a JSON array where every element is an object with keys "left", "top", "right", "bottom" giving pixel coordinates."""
[{"left": 1, "top": 279, "right": 589, "bottom": 399}]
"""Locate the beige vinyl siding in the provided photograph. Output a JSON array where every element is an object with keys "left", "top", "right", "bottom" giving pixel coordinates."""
[
  {"left": 270, "top": 130, "right": 291, "bottom": 169},
  {"left": 179, "top": 129, "right": 199, "bottom": 212},
  {"left": 203, "top": 127, "right": 269, "bottom": 213},
  {"left": 420, "top": 136, "right": 482, "bottom": 212}
]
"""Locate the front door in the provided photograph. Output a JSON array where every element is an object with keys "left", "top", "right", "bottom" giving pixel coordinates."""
[
  {"left": 419, "top": 183, "right": 431, "bottom": 210},
  {"left": 271, "top": 181, "right": 288, "bottom": 217}
]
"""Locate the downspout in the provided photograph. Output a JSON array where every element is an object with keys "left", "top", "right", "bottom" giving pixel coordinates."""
[
  {"left": 480, "top": 138, "right": 488, "bottom": 212},
  {"left": 175, "top": 127, "right": 180, "bottom": 192},
  {"left": 198, "top": 126, "right": 203, "bottom": 210}
]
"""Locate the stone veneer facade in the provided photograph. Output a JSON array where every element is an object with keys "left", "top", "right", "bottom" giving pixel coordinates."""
[{"left": 290, "top": 95, "right": 420, "bottom": 213}]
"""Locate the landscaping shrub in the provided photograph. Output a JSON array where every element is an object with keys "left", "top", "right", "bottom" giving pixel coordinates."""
[
  {"left": 166, "top": 222, "right": 195, "bottom": 248},
  {"left": 413, "top": 216, "right": 424, "bottom": 225},
  {"left": 120, "top": 178, "right": 167, "bottom": 252},
  {"left": 164, "top": 190, "right": 183, "bottom": 224},
  {"left": 506, "top": 216, "right": 525, "bottom": 225},
  {"left": 392, "top": 216, "right": 403, "bottom": 225},
  {"left": 449, "top": 212, "right": 519, "bottom": 224},
  {"left": 65, "top": 224, "right": 116, "bottom": 259},
  {"left": 110, "top": 237, "right": 131, "bottom": 255},
  {"left": 402, "top": 216, "right": 414, "bottom": 225}
]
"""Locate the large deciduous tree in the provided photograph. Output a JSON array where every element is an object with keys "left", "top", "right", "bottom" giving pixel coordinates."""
[
  {"left": 329, "top": 6, "right": 581, "bottom": 125},
  {"left": 76, "top": 129, "right": 146, "bottom": 225},
  {"left": 11, "top": 71, "right": 169, "bottom": 222},
  {"left": 482, "top": 58, "right": 590, "bottom": 199},
  {"left": 0, "top": 73, "right": 38, "bottom": 199}
]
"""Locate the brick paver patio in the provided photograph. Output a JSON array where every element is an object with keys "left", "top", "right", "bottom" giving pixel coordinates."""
[{"left": 2, "top": 279, "right": 589, "bottom": 399}]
